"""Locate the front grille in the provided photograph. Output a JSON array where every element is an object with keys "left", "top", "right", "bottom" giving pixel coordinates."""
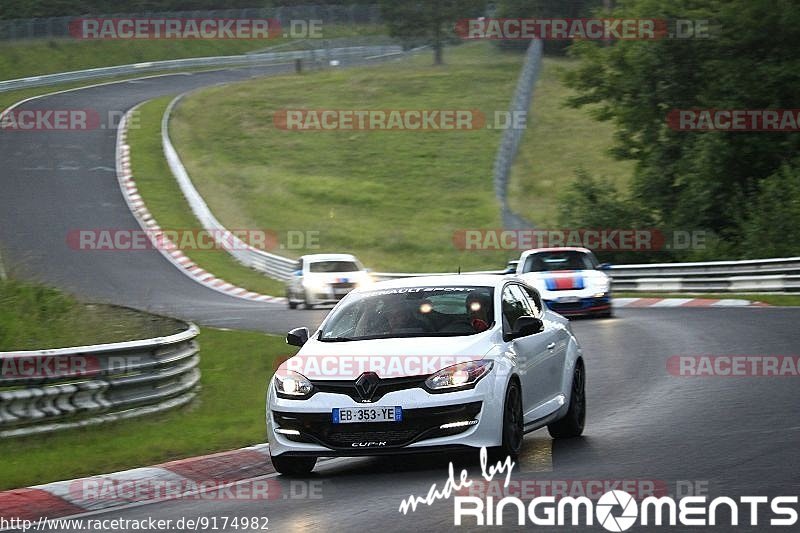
[
  {"left": 331, "top": 282, "right": 356, "bottom": 290},
  {"left": 273, "top": 401, "right": 482, "bottom": 450},
  {"left": 549, "top": 301, "right": 585, "bottom": 312},
  {"left": 311, "top": 375, "right": 427, "bottom": 402}
]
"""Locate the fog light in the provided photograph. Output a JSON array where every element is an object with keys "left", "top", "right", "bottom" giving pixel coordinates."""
[
  {"left": 275, "top": 428, "right": 301, "bottom": 436},
  {"left": 439, "top": 420, "right": 479, "bottom": 430}
]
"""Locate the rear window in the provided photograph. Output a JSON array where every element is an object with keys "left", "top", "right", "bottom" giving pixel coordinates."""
[{"left": 522, "top": 251, "right": 595, "bottom": 272}]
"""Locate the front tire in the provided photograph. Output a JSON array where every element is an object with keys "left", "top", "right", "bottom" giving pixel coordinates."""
[
  {"left": 492, "top": 379, "right": 524, "bottom": 460},
  {"left": 548, "top": 362, "right": 586, "bottom": 438},
  {"left": 270, "top": 454, "right": 316, "bottom": 476},
  {"left": 302, "top": 290, "right": 314, "bottom": 310}
]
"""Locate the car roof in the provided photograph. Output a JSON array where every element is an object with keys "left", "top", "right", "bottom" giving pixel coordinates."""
[
  {"left": 365, "top": 274, "right": 516, "bottom": 290},
  {"left": 300, "top": 253, "right": 358, "bottom": 262}
]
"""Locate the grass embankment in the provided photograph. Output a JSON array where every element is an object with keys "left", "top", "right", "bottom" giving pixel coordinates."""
[
  {"left": 163, "top": 43, "right": 633, "bottom": 278},
  {"left": 507, "top": 57, "right": 634, "bottom": 227},
  {"left": 0, "top": 25, "right": 385, "bottom": 81},
  {"left": 166, "top": 42, "right": 522, "bottom": 274},
  {"left": 0, "top": 25, "right": 383, "bottom": 112},
  {"left": 0, "top": 279, "right": 182, "bottom": 350},
  {"left": 0, "top": 279, "right": 295, "bottom": 489},
  {"left": 128, "top": 97, "right": 287, "bottom": 296}
]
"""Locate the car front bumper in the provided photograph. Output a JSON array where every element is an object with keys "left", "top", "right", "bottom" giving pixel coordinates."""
[
  {"left": 266, "top": 378, "right": 503, "bottom": 457},
  {"left": 544, "top": 294, "right": 612, "bottom": 316}
]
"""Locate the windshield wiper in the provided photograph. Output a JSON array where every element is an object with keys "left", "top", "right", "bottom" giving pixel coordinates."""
[{"left": 318, "top": 336, "right": 357, "bottom": 342}]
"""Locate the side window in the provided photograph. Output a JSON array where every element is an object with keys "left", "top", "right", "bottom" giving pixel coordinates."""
[
  {"left": 501, "top": 285, "right": 528, "bottom": 332},
  {"left": 582, "top": 253, "right": 596, "bottom": 270},
  {"left": 519, "top": 285, "right": 543, "bottom": 317}
]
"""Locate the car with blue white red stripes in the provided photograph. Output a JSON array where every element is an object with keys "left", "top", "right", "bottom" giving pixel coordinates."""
[{"left": 515, "top": 247, "right": 612, "bottom": 318}]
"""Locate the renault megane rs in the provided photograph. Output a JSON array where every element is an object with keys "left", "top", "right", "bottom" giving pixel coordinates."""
[{"left": 266, "top": 275, "right": 586, "bottom": 475}]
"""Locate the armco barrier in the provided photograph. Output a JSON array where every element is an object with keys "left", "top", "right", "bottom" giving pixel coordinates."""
[
  {"left": 159, "top": 44, "right": 416, "bottom": 282},
  {"left": 0, "top": 322, "right": 200, "bottom": 438},
  {"left": 147, "top": 44, "right": 798, "bottom": 293},
  {"left": 0, "top": 43, "right": 402, "bottom": 93},
  {"left": 607, "top": 257, "right": 800, "bottom": 292}
]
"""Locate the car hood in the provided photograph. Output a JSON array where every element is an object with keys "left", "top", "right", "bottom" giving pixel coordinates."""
[{"left": 284, "top": 333, "right": 498, "bottom": 380}]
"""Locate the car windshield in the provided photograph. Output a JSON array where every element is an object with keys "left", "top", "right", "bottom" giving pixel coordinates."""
[
  {"left": 308, "top": 261, "right": 360, "bottom": 273},
  {"left": 319, "top": 286, "right": 495, "bottom": 341},
  {"left": 522, "top": 251, "right": 594, "bottom": 272}
]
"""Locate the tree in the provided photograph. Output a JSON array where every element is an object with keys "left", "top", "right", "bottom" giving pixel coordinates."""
[
  {"left": 379, "top": 0, "right": 485, "bottom": 65},
  {"left": 564, "top": 0, "right": 800, "bottom": 258}
]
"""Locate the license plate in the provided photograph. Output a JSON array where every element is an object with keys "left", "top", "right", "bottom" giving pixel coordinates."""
[
  {"left": 332, "top": 406, "right": 403, "bottom": 424},
  {"left": 558, "top": 296, "right": 580, "bottom": 303}
]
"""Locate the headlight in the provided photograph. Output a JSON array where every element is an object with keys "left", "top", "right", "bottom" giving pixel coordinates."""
[
  {"left": 303, "top": 278, "right": 328, "bottom": 292},
  {"left": 592, "top": 277, "right": 610, "bottom": 293},
  {"left": 274, "top": 370, "right": 314, "bottom": 399},
  {"left": 356, "top": 273, "right": 374, "bottom": 288},
  {"left": 425, "top": 360, "right": 493, "bottom": 392}
]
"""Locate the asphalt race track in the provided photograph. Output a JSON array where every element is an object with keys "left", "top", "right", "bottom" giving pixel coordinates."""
[{"left": 1, "top": 67, "right": 799, "bottom": 531}]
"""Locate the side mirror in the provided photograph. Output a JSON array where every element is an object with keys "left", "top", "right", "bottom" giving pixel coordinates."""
[
  {"left": 597, "top": 263, "right": 612, "bottom": 270},
  {"left": 286, "top": 327, "right": 310, "bottom": 347},
  {"left": 509, "top": 315, "right": 544, "bottom": 339}
]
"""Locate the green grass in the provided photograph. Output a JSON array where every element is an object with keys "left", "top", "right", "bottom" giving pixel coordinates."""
[
  {"left": 0, "top": 327, "right": 295, "bottom": 490},
  {"left": 167, "top": 42, "right": 525, "bottom": 274},
  {"left": 128, "top": 97, "right": 287, "bottom": 296},
  {"left": 508, "top": 57, "right": 634, "bottom": 227},
  {"left": 0, "top": 25, "right": 385, "bottom": 82},
  {"left": 0, "top": 279, "right": 183, "bottom": 350},
  {"left": 616, "top": 292, "right": 800, "bottom": 307}
]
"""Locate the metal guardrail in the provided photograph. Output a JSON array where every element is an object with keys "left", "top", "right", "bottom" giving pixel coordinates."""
[
  {"left": 0, "top": 323, "right": 200, "bottom": 438},
  {"left": 493, "top": 39, "right": 542, "bottom": 230},
  {"left": 371, "top": 260, "right": 800, "bottom": 293},
  {"left": 162, "top": 95, "right": 298, "bottom": 281},
  {"left": 0, "top": 44, "right": 401, "bottom": 93},
  {"left": 159, "top": 44, "right": 413, "bottom": 282},
  {"left": 0, "top": 5, "right": 383, "bottom": 41},
  {"left": 154, "top": 45, "right": 799, "bottom": 293},
  {"left": 606, "top": 257, "right": 800, "bottom": 292}
]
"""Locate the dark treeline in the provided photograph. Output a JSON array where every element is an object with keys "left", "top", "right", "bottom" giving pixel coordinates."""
[{"left": 0, "top": 0, "right": 377, "bottom": 19}]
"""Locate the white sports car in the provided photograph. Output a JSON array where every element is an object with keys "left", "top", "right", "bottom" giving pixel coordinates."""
[
  {"left": 516, "top": 247, "right": 613, "bottom": 318},
  {"left": 266, "top": 275, "right": 586, "bottom": 475}
]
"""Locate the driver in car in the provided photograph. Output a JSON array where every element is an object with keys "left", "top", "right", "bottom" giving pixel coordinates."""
[{"left": 466, "top": 291, "right": 492, "bottom": 333}]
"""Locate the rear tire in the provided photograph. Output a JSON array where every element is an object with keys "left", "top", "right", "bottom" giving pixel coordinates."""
[
  {"left": 548, "top": 362, "right": 586, "bottom": 438},
  {"left": 270, "top": 454, "right": 316, "bottom": 476},
  {"left": 287, "top": 293, "right": 298, "bottom": 310},
  {"left": 492, "top": 379, "right": 524, "bottom": 460}
]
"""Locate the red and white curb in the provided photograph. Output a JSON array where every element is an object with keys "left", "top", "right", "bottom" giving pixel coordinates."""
[
  {"left": 615, "top": 297, "right": 768, "bottom": 308},
  {"left": 0, "top": 444, "right": 277, "bottom": 522},
  {"left": 115, "top": 106, "right": 283, "bottom": 304}
]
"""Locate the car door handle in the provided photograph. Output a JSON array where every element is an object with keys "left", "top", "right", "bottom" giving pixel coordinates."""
[{"left": 547, "top": 342, "right": 556, "bottom": 350}]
